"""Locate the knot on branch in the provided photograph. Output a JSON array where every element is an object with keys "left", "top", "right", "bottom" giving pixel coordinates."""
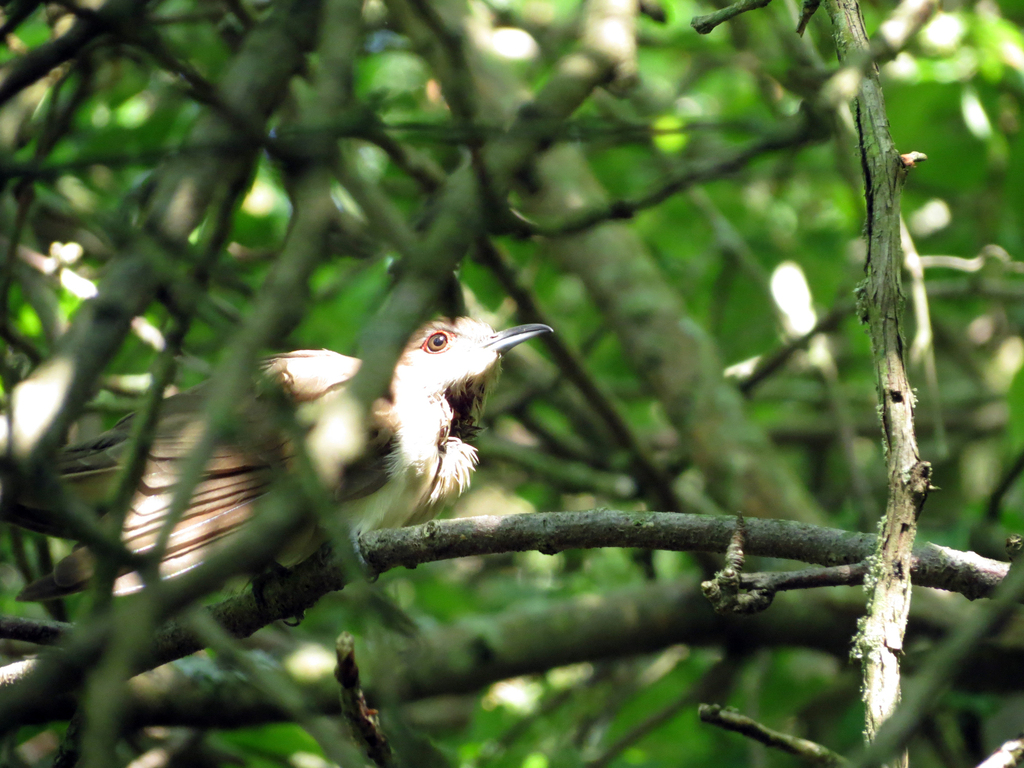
[
  {"left": 1007, "top": 534, "right": 1023, "bottom": 562},
  {"left": 899, "top": 151, "right": 928, "bottom": 168},
  {"left": 701, "top": 515, "right": 775, "bottom": 614},
  {"left": 908, "top": 461, "right": 933, "bottom": 508}
]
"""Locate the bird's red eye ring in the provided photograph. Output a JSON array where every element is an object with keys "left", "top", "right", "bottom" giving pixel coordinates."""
[{"left": 423, "top": 331, "right": 450, "bottom": 353}]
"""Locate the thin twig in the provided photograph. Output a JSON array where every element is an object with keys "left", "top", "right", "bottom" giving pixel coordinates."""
[
  {"left": 691, "top": 0, "right": 774, "bottom": 35},
  {"left": 736, "top": 299, "right": 855, "bottom": 395},
  {"left": 335, "top": 632, "right": 393, "bottom": 768},
  {"left": 902, "top": 219, "right": 947, "bottom": 458},
  {"left": 699, "top": 704, "right": 847, "bottom": 766},
  {"left": 528, "top": 117, "right": 816, "bottom": 237},
  {"left": 740, "top": 562, "right": 868, "bottom": 593},
  {"left": 824, "top": 0, "right": 931, "bottom": 758}
]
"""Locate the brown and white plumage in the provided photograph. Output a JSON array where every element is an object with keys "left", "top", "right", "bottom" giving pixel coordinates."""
[{"left": 13, "top": 318, "right": 551, "bottom": 600}]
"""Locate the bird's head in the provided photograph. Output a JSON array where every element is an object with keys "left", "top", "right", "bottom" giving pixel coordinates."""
[{"left": 394, "top": 317, "right": 552, "bottom": 437}]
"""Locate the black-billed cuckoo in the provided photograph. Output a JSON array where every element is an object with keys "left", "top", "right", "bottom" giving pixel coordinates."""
[{"left": 13, "top": 318, "right": 551, "bottom": 600}]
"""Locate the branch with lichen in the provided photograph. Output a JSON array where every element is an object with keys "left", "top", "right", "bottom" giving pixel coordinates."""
[
  {"left": 1, "top": 507, "right": 1017, "bottom": 737},
  {"left": 822, "top": 0, "right": 931, "bottom": 760}
]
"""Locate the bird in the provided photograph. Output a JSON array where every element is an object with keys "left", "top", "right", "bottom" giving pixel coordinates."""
[{"left": 12, "top": 317, "right": 552, "bottom": 600}]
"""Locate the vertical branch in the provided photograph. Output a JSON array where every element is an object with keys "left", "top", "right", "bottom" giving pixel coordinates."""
[{"left": 823, "top": 0, "right": 931, "bottom": 762}]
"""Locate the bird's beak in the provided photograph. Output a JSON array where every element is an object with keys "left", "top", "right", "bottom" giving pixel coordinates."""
[{"left": 485, "top": 323, "right": 553, "bottom": 354}]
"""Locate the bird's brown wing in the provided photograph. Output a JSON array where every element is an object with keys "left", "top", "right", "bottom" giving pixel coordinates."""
[{"left": 17, "top": 349, "right": 386, "bottom": 600}]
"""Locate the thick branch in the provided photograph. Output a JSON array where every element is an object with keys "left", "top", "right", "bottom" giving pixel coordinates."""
[
  {"left": 1, "top": 511, "right": 1011, "bottom": 678},
  {"left": 10, "top": 570, "right": 1021, "bottom": 729}
]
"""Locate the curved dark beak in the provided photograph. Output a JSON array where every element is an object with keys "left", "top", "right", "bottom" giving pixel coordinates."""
[{"left": 485, "top": 323, "right": 553, "bottom": 354}]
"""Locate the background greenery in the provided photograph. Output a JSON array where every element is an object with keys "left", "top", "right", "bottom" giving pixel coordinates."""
[{"left": 2, "top": 0, "right": 1024, "bottom": 765}]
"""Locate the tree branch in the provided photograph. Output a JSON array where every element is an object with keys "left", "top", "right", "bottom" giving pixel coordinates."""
[
  {"left": 691, "top": 0, "right": 774, "bottom": 36},
  {"left": 6, "top": 549, "right": 1022, "bottom": 729},
  {"left": 823, "top": 0, "right": 930, "bottom": 759},
  {"left": 1, "top": 510, "right": 1012, "bottom": 670},
  {"left": 699, "top": 704, "right": 847, "bottom": 766}
]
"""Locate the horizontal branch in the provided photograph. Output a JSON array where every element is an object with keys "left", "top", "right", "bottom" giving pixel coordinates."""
[
  {"left": 10, "top": 570, "right": 1019, "bottom": 729},
  {"left": 0, "top": 510, "right": 1011, "bottom": 731},
  {"left": 3, "top": 510, "right": 1011, "bottom": 651},
  {"left": 361, "top": 511, "right": 1008, "bottom": 601}
]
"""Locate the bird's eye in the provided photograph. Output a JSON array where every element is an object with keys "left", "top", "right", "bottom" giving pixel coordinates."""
[{"left": 423, "top": 332, "right": 450, "bottom": 353}]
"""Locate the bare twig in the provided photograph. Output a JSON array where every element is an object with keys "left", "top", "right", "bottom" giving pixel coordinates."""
[
  {"left": 850, "top": 556, "right": 1024, "bottom": 768},
  {"left": 336, "top": 632, "right": 393, "bottom": 768},
  {"left": 1, "top": 508, "right": 1016, "bottom": 730},
  {"left": 699, "top": 704, "right": 847, "bottom": 766},
  {"left": 740, "top": 562, "right": 868, "bottom": 593},
  {"left": 7, "top": 542, "right": 1022, "bottom": 730},
  {"left": 702, "top": 516, "right": 774, "bottom": 614},
  {"left": 736, "top": 299, "right": 856, "bottom": 396},
  {"left": 353, "top": 512, "right": 1002, "bottom": 601},
  {"left": 987, "top": 445, "right": 1024, "bottom": 522},
  {"left": 527, "top": 117, "right": 816, "bottom": 237},
  {"left": 902, "top": 219, "right": 947, "bottom": 458},
  {"left": 919, "top": 245, "right": 1024, "bottom": 274},
  {"left": 691, "top": 0, "right": 774, "bottom": 35}
]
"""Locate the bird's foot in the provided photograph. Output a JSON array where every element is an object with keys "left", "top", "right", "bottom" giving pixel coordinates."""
[{"left": 349, "top": 529, "right": 378, "bottom": 583}]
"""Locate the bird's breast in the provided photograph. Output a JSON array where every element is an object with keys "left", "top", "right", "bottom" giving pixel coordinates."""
[{"left": 343, "top": 396, "right": 479, "bottom": 532}]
